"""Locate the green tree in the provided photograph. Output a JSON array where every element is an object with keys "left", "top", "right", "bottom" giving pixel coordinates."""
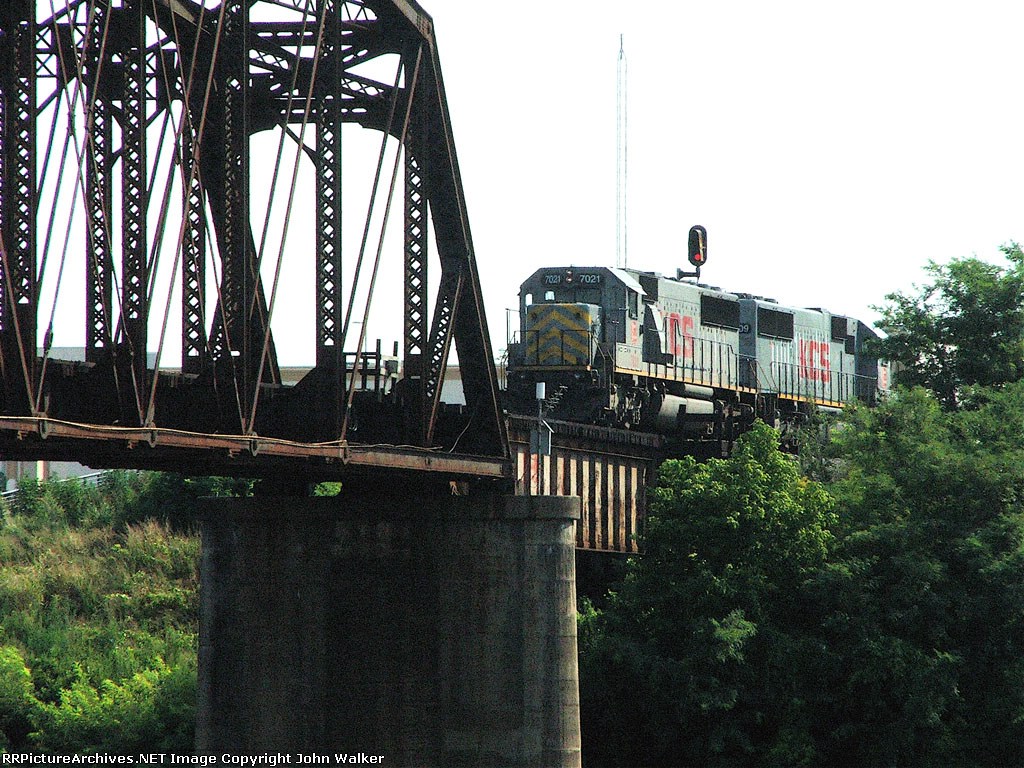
[
  {"left": 580, "top": 423, "right": 836, "bottom": 766},
  {"left": 582, "top": 388, "right": 1024, "bottom": 767},
  {"left": 807, "top": 387, "right": 1024, "bottom": 766},
  {"left": 874, "top": 244, "right": 1024, "bottom": 408}
]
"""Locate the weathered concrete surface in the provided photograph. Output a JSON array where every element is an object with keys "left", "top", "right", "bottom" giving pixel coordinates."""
[{"left": 196, "top": 483, "right": 581, "bottom": 767}]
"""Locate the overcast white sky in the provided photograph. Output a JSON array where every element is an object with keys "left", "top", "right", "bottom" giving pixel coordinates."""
[
  {"left": 40, "top": 1, "right": 1024, "bottom": 367},
  {"left": 413, "top": 1, "right": 1024, "bottom": 356}
]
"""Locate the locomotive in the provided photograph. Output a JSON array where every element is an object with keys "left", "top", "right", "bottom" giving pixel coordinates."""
[{"left": 504, "top": 233, "right": 888, "bottom": 446}]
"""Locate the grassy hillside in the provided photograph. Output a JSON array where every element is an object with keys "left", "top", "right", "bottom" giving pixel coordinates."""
[{"left": 0, "top": 472, "right": 244, "bottom": 753}]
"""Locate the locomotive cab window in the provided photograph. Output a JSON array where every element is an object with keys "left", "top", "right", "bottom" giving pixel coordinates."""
[
  {"left": 524, "top": 293, "right": 533, "bottom": 306},
  {"left": 628, "top": 291, "right": 638, "bottom": 319},
  {"left": 544, "top": 290, "right": 555, "bottom": 301}
]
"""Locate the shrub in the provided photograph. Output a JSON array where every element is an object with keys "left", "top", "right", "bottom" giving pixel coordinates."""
[
  {"left": 0, "top": 645, "right": 38, "bottom": 749},
  {"left": 31, "top": 660, "right": 195, "bottom": 754}
]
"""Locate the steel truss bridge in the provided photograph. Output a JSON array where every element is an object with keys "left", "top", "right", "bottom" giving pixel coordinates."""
[{"left": 0, "top": 0, "right": 510, "bottom": 482}]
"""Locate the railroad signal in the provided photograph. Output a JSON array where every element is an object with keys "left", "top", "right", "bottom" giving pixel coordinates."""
[
  {"left": 677, "top": 225, "right": 708, "bottom": 280},
  {"left": 688, "top": 225, "right": 707, "bottom": 267}
]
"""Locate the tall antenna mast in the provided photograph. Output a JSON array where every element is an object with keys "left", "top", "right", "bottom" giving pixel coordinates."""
[{"left": 616, "top": 34, "right": 628, "bottom": 268}]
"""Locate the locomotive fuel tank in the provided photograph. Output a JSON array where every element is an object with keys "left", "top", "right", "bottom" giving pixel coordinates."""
[{"left": 649, "top": 393, "right": 716, "bottom": 432}]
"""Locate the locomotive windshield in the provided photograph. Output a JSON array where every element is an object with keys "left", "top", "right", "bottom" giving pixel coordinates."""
[{"left": 523, "top": 287, "right": 602, "bottom": 305}]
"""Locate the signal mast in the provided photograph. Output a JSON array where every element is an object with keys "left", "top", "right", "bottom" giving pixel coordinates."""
[{"left": 616, "top": 34, "right": 628, "bottom": 268}]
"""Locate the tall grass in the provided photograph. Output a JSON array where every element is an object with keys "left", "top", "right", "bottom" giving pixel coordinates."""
[{"left": 0, "top": 471, "right": 243, "bottom": 753}]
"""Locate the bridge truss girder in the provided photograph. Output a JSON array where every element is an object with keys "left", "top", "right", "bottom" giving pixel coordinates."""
[{"left": 0, "top": 0, "right": 508, "bottom": 480}]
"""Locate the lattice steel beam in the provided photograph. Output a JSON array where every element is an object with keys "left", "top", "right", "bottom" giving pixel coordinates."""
[
  {"left": 422, "top": 270, "right": 459, "bottom": 445},
  {"left": 0, "top": 1, "right": 37, "bottom": 414},
  {"left": 219, "top": 0, "right": 251, "bottom": 385},
  {"left": 119, "top": 0, "right": 149, "bottom": 420},
  {"left": 416, "top": 40, "right": 506, "bottom": 456},
  {"left": 403, "top": 90, "right": 429, "bottom": 441},
  {"left": 202, "top": 0, "right": 281, "bottom": 430},
  {"left": 84, "top": 2, "right": 114, "bottom": 364},
  {"left": 316, "top": 0, "right": 344, "bottom": 370},
  {"left": 181, "top": 118, "right": 208, "bottom": 375}
]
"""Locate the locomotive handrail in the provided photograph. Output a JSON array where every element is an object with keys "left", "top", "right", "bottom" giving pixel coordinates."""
[
  {"left": 739, "top": 355, "right": 763, "bottom": 390},
  {"left": 760, "top": 360, "right": 876, "bottom": 406},
  {"left": 770, "top": 360, "right": 851, "bottom": 404},
  {"left": 677, "top": 337, "right": 739, "bottom": 390}
]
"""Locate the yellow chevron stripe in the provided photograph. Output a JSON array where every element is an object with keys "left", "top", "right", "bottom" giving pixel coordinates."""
[
  {"left": 529, "top": 312, "right": 588, "bottom": 334},
  {"left": 524, "top": 304, "right": 596, "bottom": 365},
  {"left": 536, "top": 329, "right": 589, "bottom": 354},
  {"left": 525, "top": 335, "right": 592, "bottom": 365},
  {"left": 527, "top": 304, "right": 592, "bottom": 332},
  {"left": 526, "top": 332, "right": 590, "bottom": 358},
  {"left": 536, "top": 344, "right": 588, "bottom": 364}
]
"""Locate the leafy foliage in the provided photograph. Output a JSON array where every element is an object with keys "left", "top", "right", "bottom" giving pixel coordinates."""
[
  {"left": 874, "top": 244, "right": 1024, "bottom": 408},
  {"left": 582, "top": 389, "right": 1024, "bottom": 766},
  {"left": 580, "top": 423, "right": 836, "bottom": 766},
  {"left": 0, "top": 646, "right": 37, "bottom": 750},
  {"left": 807, "top": 387, "right": 1024, "bottom": 766},
  {"left": 32, "top": 662, "right": 195, "bottom": 754}
]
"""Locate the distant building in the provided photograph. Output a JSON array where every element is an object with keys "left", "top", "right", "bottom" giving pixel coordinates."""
[{"left": 1, "top": 459, "right": 93, "bottom": 491}]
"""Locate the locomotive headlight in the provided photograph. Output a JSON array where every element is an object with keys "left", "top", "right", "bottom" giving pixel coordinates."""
[{"left": 565, "top": 269, "right": 574, "bottom": 283}]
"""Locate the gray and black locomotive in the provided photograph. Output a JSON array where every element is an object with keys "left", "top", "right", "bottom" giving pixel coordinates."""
[{"left": 505, "top": 257, "right": 888, "bottom": 447}]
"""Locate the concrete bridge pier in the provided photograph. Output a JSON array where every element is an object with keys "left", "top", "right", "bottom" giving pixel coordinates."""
[{"left": 195, "top": 482, "right": 582, "bottom": 767}]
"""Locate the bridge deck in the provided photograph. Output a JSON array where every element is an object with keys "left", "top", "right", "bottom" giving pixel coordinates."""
[
  {"left": 0, "top": 409, "right": 667, "bottom": 553},
  {"left": 508, "top": 415, "right": 665, "bottom": 553}
]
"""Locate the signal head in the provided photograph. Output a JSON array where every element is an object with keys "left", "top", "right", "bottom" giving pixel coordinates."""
[{"left": 688, "top": 225, "right": 707, "bottom": 267}]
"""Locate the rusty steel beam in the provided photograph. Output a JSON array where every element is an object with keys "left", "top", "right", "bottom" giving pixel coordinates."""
[
  {"left": 0, "top": 415, "right": 510, "bottom": 481},
  {"left": 180, "top": 119, "right": 208, "bottom": 375},
  {"left": 402, "top": 83, "right": 429, "bottom": 443},
  {"left": 208, "top": 0, "right": 254, "bottom": 418},
  {"left": 415, "top": 37, "right": 506, "bottom": 456},
  {"left": 315, "top": 44, "right": 343, "bottom": 369}
]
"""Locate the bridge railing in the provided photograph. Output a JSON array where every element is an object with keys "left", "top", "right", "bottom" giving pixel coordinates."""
[{"left": 339, "top": 340, "right": 399, "bottom": 396}]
